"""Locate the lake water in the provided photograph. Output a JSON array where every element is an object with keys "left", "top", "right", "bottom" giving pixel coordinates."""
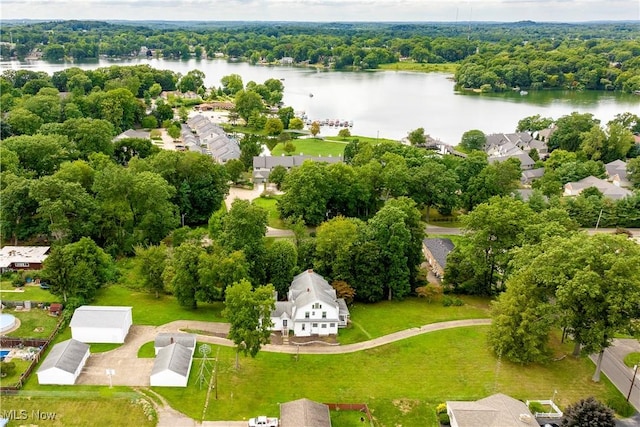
[{"left": 2, "top": 58, "right": 638, "bottom": 143}]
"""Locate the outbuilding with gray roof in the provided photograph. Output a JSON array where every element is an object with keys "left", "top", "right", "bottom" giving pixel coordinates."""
[{"left": 37, "top": 339, "right": 90, "bottom": 385}]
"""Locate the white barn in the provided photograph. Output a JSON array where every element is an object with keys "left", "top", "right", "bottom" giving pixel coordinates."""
[
  {"left": 271, "top": 270, "right": 350, "bottom": 337},
  {"left": 154, "top": 333, "right": 196, "bottom": 356},
  {"left": 150, "top": 343, "right": 193, "bottom": 387},
  {"left": 70, "top": 306, "right": 133, "bottom": 343},
  {"left": 37, "top": 339, "right": 90, "bottom": 385}
]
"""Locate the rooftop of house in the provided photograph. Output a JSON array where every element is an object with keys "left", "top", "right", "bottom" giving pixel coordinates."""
[
  {"left": 423, "top": 238, "right": 455, "bottom": 269},
  {"left": 0, "top": 246, "right": 50, "bottom": 268},
  {"left": 279, "top": 398, "right": 331, "bottom": 427},
  {"left": 447, "top": 393, "right": 537, "bottom": 427},
  {"left": 154, "top": 333, "right": 196, "bottom": 349}
]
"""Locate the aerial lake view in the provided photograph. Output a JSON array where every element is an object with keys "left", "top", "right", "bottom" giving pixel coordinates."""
[{"left": 2, "top": 58, "right": 638, "bottom": 143}]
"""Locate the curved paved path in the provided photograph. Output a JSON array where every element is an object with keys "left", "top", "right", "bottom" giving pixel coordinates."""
[{"left": 178, "top": 318, "right": 491, "bottom": 354}]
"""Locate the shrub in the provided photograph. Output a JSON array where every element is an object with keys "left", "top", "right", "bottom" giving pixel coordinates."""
[
  {"left": 528, "top": 401, "right": 546, "bottom": 414},
  {"left": 0, "top": 361, "right": 16, "bottom": 377},
  {"left": 438, "top": 412, "right": 450, "bottom": 426},
  {"left": 442, "top": 295, "right": 464, "bottom": 307}
]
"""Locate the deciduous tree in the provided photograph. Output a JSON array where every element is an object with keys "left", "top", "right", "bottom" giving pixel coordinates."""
[{"left": 223, "top": 280, "right": 275, "bottom": 369}]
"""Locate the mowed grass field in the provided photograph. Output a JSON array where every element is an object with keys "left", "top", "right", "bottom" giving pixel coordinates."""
[
  {"left": 271, "top": 138, "right": 347, "bottom": 157},
  {"left": 1, "top": 392, "right": 155, "bottom": 427},
  {"left": 340, "top": 296, "right": 490, "bottom": 344},
  {"left": 156, "top": 327, "right": 620, "bottom": 426}
]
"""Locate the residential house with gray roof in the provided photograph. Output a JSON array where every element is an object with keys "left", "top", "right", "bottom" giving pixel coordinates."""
[
  {"left": 447, "top": 393, "right": 537, "bottom": 427},
  {"left": 422, "top": 238, "right": 454, "bottom": 279},
  {"left": 564, "top": 175, "right": 633, "bottom": 200},
  {"left": 280, "top": 398, "right": 331, "bottom": 427},
  {"left": 270, "top": 270, "right": 349, "bottom": 337},
  {"left": 605, "top": 159, "right": 631, "bottom": 188},
  {"left": 183, "top": 114, "right": 240, "bottom": 163},
  {"left": 253, "top": 155, "right": 342, "bottom": 183},
  {"left": 154, "top": 333, "right": 196, "bottom": 356}
]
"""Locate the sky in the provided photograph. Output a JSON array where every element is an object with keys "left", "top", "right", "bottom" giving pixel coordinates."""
[{"left": 1, "top": 0, "right": 639, "bottom": 23}]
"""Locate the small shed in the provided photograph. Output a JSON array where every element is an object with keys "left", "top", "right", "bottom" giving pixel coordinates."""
[
  {"left": 70, "top": 306, "right": 132, "bottom": 343},
  {"left": 37, "top": 339, "right": 90, "bottom": 385},
  {"left": 154, "top": 333, "right": 196, "bottom": 356},
  {"left": 150, "top": 343, "right": 193, "bottom": 387},
  {"left": 49, "top": 303, "right": 63, "bottom": 316},
  {"left": 280, "top": 398, "right": 332, "bottom": 427}
]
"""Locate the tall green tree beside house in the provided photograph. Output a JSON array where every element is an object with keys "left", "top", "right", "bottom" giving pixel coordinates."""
[{"left": 223, "top": 280, "right": 275, "bottom": 369}]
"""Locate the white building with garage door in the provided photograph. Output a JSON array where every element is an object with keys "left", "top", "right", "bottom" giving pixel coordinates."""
[{"left": 70, "top": 306, "right": 133, "bottom": 343}]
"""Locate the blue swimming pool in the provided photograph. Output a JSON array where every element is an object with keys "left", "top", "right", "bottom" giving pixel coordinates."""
[{"left": 0, "top": 350, "right": 10, "bottom": 361}]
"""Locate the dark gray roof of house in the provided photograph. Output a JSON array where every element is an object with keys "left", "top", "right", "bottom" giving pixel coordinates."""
[
  {"left": 154, "top": 333, "right": 196, "bottom": 349},
  {"left": 151, "top": 343, "right": 192, "bottom": 377},
  {"left": 38, "top": 339, "right": 89, "bottom": 374},
  {"left": 280, "top": 398, "right": 331, "bottom": 427},
  {"left": 423, "top": 238, "right": 455, "bottom": 269}
]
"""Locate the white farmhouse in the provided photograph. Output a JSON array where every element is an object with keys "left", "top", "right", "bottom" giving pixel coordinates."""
[
  {"left": 70, "top": 306, "right": 133, "bottom": 344},
  {"left": 270, "top": 270, "right": 350, "bottom": 337},
  {"left": 150, "top": 343, "right": 193, "bottom": 387},
  {"left": 37, "top": 339, "right": 90, "bottom": 385}
]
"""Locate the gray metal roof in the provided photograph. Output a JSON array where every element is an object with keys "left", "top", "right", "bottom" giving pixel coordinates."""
[
  {"left": 151, "top": 343, "right": 192, "bottom": 377},
  {"left": 70, "top": 306, "right": 132, "bottom": 329},
  {"left": 253, "top": 155, "right": 342, "bottom": 170},
  {"left": 154, "top": 333, "right": 196, "bottom": 349},
  {"left": 280, "top": 398, "right": 331, "bottom": 427},
  {"left": 272, "top": 301, "right": 293, "bottom": 318},
  {"left": 423, "top": 238, "right": 454, "bottom": 270},
  {"left": 38, "top": 339, "right": 89, "bottom": 374}
]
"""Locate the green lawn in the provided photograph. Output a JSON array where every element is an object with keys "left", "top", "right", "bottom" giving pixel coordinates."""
[
  {"left": 339, "top": 296, "right": 490, "bottom": 344},
  {"left": 0, "top": 280, "right": 59, "bottom": 302},
  {"left": 155, "top": 327, "right": 622, "bottom": 426},
  {"left": 93, "top": 284, "right": 226, "bottom": 326},
  {"left": 90, "top": 343, "right": 123, "bottom": 353},
  {"left": 324, "top": 135, "right": 398, "bottom": 145},
  {"left": 251, "top": 196, "right": 287, "bottom": 229},
  {"left": 0, "top": 393, "right": 155, "bottom": 426},
  {"left": 138, "top": 341, "right": 156, "bottom": 358},
  {"left": 0, "top": 358, "right": 31, "bottom": 387},
  {"left": 623, "top": 352, "right": 640, "bottom": 368},
  {"left": 271, "top": 138, "right": 346, "bottom": 157},
  {"left": 378, "top": 62, "right": 459, "bottom": 73},
  {"left": 6, "top": 308, "right": 61, "bottom": 339}
]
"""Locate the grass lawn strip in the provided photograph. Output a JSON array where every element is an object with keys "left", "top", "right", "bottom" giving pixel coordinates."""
[
  {"left": 251, "top": 196, "right": 287, "bottom": 229},
  {"left": 155, "top": 326, "right": 621, "bottom": 426},
  {"left": 0, "top": 394, "right": 155, "bottom": 427},
  {"left": 6, "top": 308, "right": 60, "bottom": 339},
  {"left": 271, "top": 138, "right": 346, "bottom": 157}
]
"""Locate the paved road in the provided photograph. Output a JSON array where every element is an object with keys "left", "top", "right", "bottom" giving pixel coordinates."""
[{"left": 589, "top": 339, "right": 640, "bottom": 412}]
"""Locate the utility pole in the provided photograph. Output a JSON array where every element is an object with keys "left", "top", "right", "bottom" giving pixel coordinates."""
[{"left": 627, "top": 364, "right": 638, "bottom": 402}]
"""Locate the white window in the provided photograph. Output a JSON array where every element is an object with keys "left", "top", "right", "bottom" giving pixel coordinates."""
[
  {"left": 312, "top": 323, "right": 318, "bottom": 328},
  {"left": 322, "top": 312, "right": 327, "bottom": 319},
  {"left": 305, "top": 312, "right": 310, "bottom": 319},
  {"left": 321, "top": 324, "right": 327, "bottom": 328},
  {"left": 330, "top": 323, "right": 335, "bottom": 328},
  {"left": 301, "top": 324, "right": 306, "bottom": 330}
]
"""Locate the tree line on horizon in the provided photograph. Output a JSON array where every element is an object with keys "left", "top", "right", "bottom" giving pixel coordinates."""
[{"left": 1, "top": 20, "right": 639, "bottom": 92}]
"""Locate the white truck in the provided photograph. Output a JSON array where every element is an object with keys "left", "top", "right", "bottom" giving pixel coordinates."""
[{"left": 248, "top": 416, "right": 279, "bottom": 427}]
